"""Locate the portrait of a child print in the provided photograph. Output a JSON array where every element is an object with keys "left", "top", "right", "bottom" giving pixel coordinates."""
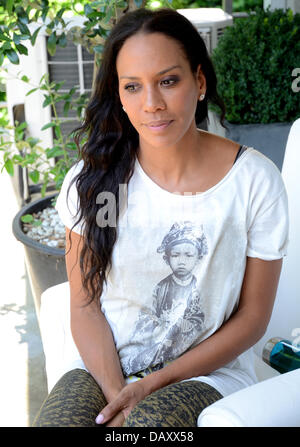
[{"left": 124, "top": 221, "right": 208, "bottom": 376}]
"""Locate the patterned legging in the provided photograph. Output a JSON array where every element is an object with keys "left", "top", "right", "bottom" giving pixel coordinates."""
[{"left": 32, "top": 368, "right": 223, "bottom": 427}]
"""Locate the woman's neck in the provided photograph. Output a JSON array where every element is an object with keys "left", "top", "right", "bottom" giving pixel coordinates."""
[{"left": 137, "top": 126, "right": 205, "bottom": 188}]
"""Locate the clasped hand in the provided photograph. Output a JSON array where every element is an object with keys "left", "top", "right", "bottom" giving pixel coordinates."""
[{"left": 95, "top": 379, "right": 148, "bottom": 427}]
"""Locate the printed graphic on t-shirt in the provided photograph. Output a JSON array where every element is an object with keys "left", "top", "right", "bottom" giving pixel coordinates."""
[{"left": 123, "top": 221, "right": 208, "bottom": 376}]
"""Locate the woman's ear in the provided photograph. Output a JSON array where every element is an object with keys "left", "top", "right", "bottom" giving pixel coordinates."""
[{"left": 196, "top": 64, "right": 206, "bottom": 99}]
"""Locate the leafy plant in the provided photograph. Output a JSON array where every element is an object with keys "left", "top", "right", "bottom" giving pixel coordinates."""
[
  {"left": 21, "top": 213, "right": 42, "bottom": 226},
  {"left": 0, "top": 70, "right": 86, "bottom": 194},
  {"left": 211, "top": 7, "right": 300, "bottom": 124},
  {"left": 155, "top": 0, "right": 263, "bottom": 11}
]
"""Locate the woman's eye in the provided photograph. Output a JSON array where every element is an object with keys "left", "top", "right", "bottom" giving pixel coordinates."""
[
  {"left": 124, "top": 84, "right": 139, "bottom": 93},
  {"left": 161, "top": 78, "right": 178, "bottom": 87}
]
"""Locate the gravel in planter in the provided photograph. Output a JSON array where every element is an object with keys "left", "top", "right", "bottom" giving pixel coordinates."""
[{"left": 22, "top": 207, "right": 66, "bottom": 249}]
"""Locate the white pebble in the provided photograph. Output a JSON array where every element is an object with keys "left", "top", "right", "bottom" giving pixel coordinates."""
[
  {"left": 47, "top": 240, "right": 59, "bottom": 247},
  {"left": 23, "top": 205, "right": 66, "bottom": 248}
]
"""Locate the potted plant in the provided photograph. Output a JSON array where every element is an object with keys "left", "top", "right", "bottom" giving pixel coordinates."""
[
  {"left": 0, "top": 0, "right": 150, "bottom": 316},
  {"left": 210, "top": 6, "right": 300, "bottom": 171},
  {"left": 0, "top": 69, "right": 86, "bottom": 314}
]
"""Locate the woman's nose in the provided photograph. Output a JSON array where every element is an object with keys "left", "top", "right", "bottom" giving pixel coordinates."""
[{"left": 143, "top": 87, "right": 166, "bottom": 112}]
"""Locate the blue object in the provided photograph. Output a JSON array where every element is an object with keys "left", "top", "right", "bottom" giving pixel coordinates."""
[{"left": 263, "top": 338, "right": 300, "bottom": 374}]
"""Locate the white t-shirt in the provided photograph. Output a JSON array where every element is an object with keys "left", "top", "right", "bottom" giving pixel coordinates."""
[{"left": 55, "top": 146, "right": 289, "bottom": 398}]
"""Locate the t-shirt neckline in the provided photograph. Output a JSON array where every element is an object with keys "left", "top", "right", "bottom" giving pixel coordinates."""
[{"left": 134, "top": 146, "right": 252, "bottom": 199}]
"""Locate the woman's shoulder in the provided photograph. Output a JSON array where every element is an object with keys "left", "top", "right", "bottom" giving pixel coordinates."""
[
  {"left": 198, "top": 130, "right": 241, "bottom": 165},
  {"left": 60, "top": 159, "right": 84, "bottom": 191},
  {"left": 58, "top": 159, "right": 84, "bottom": 203},
  {"left": 202, "top": 131, "right": 281, "bottom": 175},
  {"left": 67, "top": 159, "right": 84, "bottom": 179},
  {"left": 201, "top": 131, "right": 285, "bottom": 194},
  {"left": 199, "top": 130, "right": 240, "bottom": 150}
]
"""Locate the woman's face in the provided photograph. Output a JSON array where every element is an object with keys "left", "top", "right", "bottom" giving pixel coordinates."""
[{"left": 116, "top": 32, "right": 205, "bottom": 150}]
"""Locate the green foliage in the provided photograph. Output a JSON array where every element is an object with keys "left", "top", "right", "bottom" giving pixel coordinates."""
[
  {"left": 0, "top": 1, "right": 136, "bottom": 68},
  {"left": 21, "top": 214, "right": 34, "bottom": 223},
  {"left": 232, "top": 0, "right": 263, "bottom": 12},
  {"left": 183, "top": 0, "right": 221, "bottom": 8},
  {"left": 211, "top": 7, "right": 300, "bottom": 124},
  {"left": 0, "top": 1, "right": 66, "bottom": 66},
  {"left": 155, "top": 0, "right": 263, "bottom": 11},
  {"left": 0, "top": 72, "right": 86, "bottom": 193},
  {"left": 21, "top": 213, "right": 42, "bottom": 226}
]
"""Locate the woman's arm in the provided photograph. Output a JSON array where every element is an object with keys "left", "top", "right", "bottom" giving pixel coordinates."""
[
  {"left": 65, "top": 227, "right": 126, "bottom": 403},
  {"left": 96, "top": 256, "right": 283, "bottom": 425}
]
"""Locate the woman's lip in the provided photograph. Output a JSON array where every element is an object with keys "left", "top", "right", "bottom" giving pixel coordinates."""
[{"left": 146, "top": 120, "right": 173, "bottom": 130}]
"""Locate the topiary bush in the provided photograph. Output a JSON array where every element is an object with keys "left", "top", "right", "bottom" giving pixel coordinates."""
[{"left": 211, "top": 7, "right": 300, "bottom": 124}]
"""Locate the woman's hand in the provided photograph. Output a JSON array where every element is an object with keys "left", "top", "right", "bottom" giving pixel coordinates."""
[
  {"left": 103, "top": 411, "right": 126, "bottom": 427},
  {"left": 95, "top": 380, "right": 148, "bottom": 427}
]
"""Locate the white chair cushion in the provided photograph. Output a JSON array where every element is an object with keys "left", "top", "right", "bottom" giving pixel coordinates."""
[
  {"left": 40, "top": 281, "right": 85, "bottom": 392},
  {"left": 197, "top": 368, "right": 300, "bottom": 427}
]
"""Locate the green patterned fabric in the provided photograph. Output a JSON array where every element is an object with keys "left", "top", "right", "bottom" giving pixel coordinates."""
[
  {"left": 123, "top": 380, "right": 223, "bottom": 427},
  {"left": 33, "top": 368, "right": 223, "bottom": 427}
]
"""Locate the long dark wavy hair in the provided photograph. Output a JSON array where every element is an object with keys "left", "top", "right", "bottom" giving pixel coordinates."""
[{"left": 68, "top": 7, "right": 226, "bottom": 306}]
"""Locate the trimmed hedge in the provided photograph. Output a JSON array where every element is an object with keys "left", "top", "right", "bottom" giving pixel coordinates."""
[{"left": 211, "top": 7, "right": 300, "bottom": 124}]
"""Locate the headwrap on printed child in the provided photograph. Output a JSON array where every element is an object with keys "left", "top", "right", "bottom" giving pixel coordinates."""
[{"left": 157, "top": 221, "right": 208, "bottom": 258}]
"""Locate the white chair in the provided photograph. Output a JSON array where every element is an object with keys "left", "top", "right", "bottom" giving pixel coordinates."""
[{"left": 39, "top": 118, "right": 300, "bottom": 426}]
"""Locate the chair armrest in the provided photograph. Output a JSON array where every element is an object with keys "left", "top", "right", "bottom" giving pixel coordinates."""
[
  {"left": 39, "top": 281, "right": 86, "bottom": 392},
  {"left": 197, "top": 368, "right": 300, "bottom": 427}
]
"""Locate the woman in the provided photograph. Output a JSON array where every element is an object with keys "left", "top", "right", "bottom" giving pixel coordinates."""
[{"left": 33, "top": 7, "right": 289, "bottom": 427}]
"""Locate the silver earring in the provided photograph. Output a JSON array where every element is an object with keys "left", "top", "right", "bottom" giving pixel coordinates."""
[
  {"left": 122, "top": 106, "right": 126, "bottom": 112},
  {"left": 199, "top": 94, "right": 205, "bottom": 101}
]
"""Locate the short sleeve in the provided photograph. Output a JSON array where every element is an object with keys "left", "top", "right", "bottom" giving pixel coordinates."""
[
  {"left": 247, "top": 188, "right": 289, "bottom": 260},
  {"left": 55, "top": 160, "right": 85, "bottom": 234}
]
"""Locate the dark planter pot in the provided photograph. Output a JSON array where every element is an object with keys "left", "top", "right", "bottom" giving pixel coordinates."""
[
  {"left": 225, "top": 121, "right": 293, "bottom": 172},
  {"left": 12, "top": 194, "right": 67, "bottom": 317}
]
